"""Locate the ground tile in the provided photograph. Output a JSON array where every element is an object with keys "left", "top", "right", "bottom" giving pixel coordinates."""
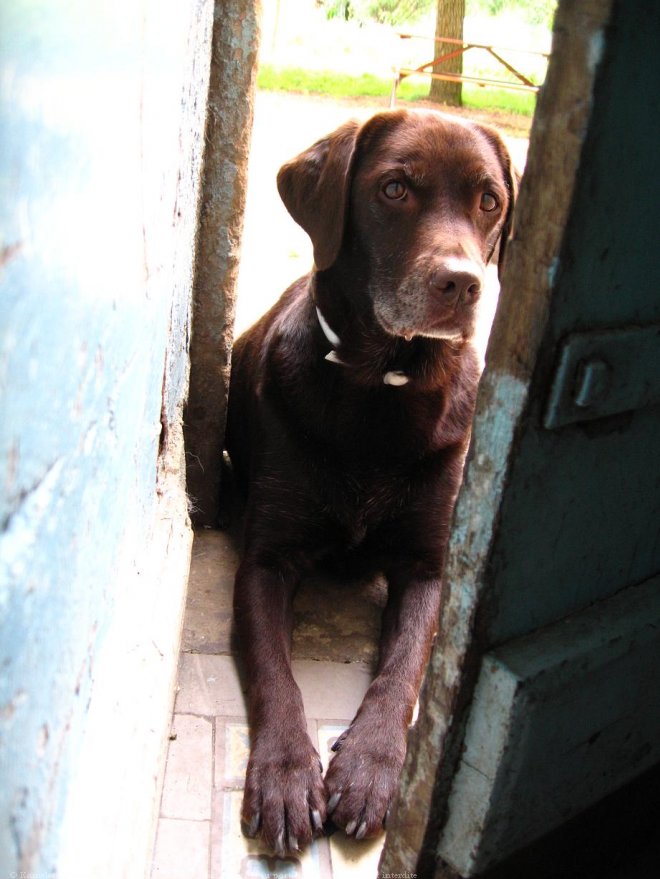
[
  {"left": 294, "top": 659, "right": 373, "bottom": 719},
  {"left": 329, "top": 832, "right": 384, "bottom": 879},
  {"left": 211, "top": 789, "right": 332, "bottom": 879},
  {"left": 215, "top": 718, "right": 251, "bottom": 790},
  {"left": 160, "top": 714, "right": 213, "bottom": 821},
  {"left": 151, "top": 817, "right": 210, "bottom": 879},
  {"left": 175, "top": 653, "right": 246, "bottom": 717},
  {"left": 182, "top": 530, "right": 239, "bottom": 655}
]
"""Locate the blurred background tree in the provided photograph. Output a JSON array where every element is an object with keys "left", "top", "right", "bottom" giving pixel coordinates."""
[
  {"left": 429, "top": 0, "right": 465, "bottom": 106},
  {"left": 316, "top": 0, "right": 556, "bottom": 108},
  {"left": 426, "top": 0, "right": 555, "bottom": 106}
]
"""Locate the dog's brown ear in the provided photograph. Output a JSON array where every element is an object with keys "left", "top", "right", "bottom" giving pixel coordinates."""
[
  {"left": 277, "top": 120, "right": 361, "bottom": 271},
  {"left": 497, "top": 161, "right": 520, "bottom": 279},
  {"left": 475, "top": 123, "right": 519, "bottom": 280}
]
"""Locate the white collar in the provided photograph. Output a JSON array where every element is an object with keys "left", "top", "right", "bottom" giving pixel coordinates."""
[
  {"left": 316, "top": 306, "right": 341, "bottom": 348},
  {"left": 315, "top": 306, "right": 410, "bottom": 386}
]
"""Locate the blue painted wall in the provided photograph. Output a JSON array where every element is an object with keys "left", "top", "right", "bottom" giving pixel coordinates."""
[{"left": 0, "top": 0, "right": 213, "bottom": 872}]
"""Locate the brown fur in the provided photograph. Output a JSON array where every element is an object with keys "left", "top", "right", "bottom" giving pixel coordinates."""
[{"left": 225, "top": 108, "right": 516, "bottom": 855}]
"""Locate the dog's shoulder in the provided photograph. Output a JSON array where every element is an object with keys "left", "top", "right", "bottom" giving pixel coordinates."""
[{"left": 231, "top": 275, "right": 315, "bottom": 387}]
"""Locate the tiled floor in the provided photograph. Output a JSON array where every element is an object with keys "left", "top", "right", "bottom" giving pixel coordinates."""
[{"left": 151, "top": 530, "right": 387, "bottom": 879}]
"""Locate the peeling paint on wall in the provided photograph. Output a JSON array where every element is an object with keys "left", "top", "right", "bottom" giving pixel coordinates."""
[{"left": 0, "top": 0, "right": 214, "bottom": 873}]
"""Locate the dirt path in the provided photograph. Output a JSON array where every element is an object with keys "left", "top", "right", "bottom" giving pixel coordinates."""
[{"left": 235, "top": 89, "right": 530, "bottom": 339}]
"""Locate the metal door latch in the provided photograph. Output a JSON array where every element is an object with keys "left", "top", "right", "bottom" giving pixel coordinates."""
[{"left": 543, "top": 324, "right": 660, "bottom": 429}]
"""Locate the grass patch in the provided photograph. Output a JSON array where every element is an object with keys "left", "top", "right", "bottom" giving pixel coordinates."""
[
  {"left": 257, "top": 64, "right": 397, "bottom": 100},
  {"left": 462, "top": 83, "right": 537, "bottom": 116},
  {"left": 257, "top": 63, "right": 537, "bottom": 116}
]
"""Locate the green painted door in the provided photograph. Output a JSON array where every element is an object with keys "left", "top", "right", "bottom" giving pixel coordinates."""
[{"left": 381, "top": 0, "right": 660, "bottom": 875}]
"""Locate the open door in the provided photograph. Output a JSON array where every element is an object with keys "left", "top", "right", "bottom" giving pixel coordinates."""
[{"left": 381, "top": 0, "right": 660, "bottom": 875}]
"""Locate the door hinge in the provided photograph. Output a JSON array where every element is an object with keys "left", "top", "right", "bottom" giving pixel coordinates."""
[{"left": 543, "top": 323, "right": 660, "bottom": 429}]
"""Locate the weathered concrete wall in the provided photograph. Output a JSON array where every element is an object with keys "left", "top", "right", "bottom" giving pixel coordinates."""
[
  {"left": 185, "top": 2, "right": 262, "bottom": 526},
  {"left": 0, "top": 0, "right": 214, "bottom": 874}
]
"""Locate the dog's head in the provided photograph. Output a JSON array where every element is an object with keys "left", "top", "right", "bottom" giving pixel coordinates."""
[{"left": 277, "top": 109, "right": 517, "bottom": 343}]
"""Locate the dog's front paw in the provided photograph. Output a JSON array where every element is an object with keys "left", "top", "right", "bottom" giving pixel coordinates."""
[
  {"left": 324, "top": 723, "right": 406, "bottom": 840},
  {"left": 241, "top": 728, "right": 326, "bottom": 855}
]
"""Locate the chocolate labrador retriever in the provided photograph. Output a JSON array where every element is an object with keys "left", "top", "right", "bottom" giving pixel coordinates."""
[{"left": 225, "top": 108, "right": 516, "bottom": 855}]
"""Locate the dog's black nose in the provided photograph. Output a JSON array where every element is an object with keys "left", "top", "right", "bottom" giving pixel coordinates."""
[{"left": 429, "top": 263, "right": 482, "bottom": 303}]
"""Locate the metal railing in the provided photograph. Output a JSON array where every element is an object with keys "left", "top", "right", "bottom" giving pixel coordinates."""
[{"left": 390, "top": 32, "right": 549, "bottom": 106}]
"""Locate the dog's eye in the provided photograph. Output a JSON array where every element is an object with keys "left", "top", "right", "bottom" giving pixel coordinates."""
[
  {"left": 480, "top": 192, "right": 499, "bottom": 212},
  {"left": 383, "top": 180, "right": 407, "bottom": 200}
]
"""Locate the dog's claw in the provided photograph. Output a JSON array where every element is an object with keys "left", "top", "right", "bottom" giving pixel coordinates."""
[
  {"left": 311, "top": 809, "right": 324, "bottom": 832},
  {"left": 274, "top": 829, "right": 286, "bottom": 857},
  {"left": 383, "top": 807, "right": 391, "bottom": 828},
  {"left": 242, "top": 812, "right": 260, "bottom": 838},
  {"left": 345, "top": 819, "right": 358, "bottom": 836},
  {"left": 288, "top": 834, "right": 299, "bottom": 853},
  {"left": 327, "top": 792, "right": 342, "bottom": 814},
  {"left": 356, "top": 821, "right": 368, "bottom": 840}
]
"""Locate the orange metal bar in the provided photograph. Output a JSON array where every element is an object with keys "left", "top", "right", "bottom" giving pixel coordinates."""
[
  {"left": 487, "top": 47, "right": 536, "bottom": 88},
  {"left": 396, "top": 31, "right": 550, "bottom": 60},
  {"left": 390, "top": 32, "right": 547, "bottom": 105},
  {"left": 410, "top": 46, "right": 469, "bottom": 76}
]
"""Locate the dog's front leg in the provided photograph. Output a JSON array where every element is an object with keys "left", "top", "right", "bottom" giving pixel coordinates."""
[
  {"left": 325, "top": 572, "right": 442, "bottom": 839},
  {"left": 233, "top": 556, "right": 326, "bottom": 855}
]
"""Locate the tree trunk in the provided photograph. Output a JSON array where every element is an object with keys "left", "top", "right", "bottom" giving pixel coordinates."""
[{"left": 429, "top": 0, "right": 465, "bottom": 106}]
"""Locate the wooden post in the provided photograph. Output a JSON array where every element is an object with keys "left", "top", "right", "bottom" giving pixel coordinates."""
[{"left": 184, "top": 0, "right": 261, "bottom": 527}]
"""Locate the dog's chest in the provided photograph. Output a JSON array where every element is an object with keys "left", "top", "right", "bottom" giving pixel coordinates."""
[
  {"left": 315, "top": 377, "right": 445, "bottom": 455},
  {"left": 320, "top": 464, "right": 408, "bottom": 549},
  {"left": 269, "top": 353, "right": 464, "bottom": 548}
]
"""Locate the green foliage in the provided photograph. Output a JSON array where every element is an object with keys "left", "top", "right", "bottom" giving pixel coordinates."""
[
  {"left": 321, "top": 0, "right": 558, "bottom": 28},
  {"left": 467, "top": 0, "right": 556, "bottom": 28},
  {"left": 320, "top": 0, "right": 434, "bottom": 26},
  {"left": 322, "top": 0, "right": 353, "bottom": 21},
  {"left": 365, "top": 0, "right": 435, "bottom": 26}
]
